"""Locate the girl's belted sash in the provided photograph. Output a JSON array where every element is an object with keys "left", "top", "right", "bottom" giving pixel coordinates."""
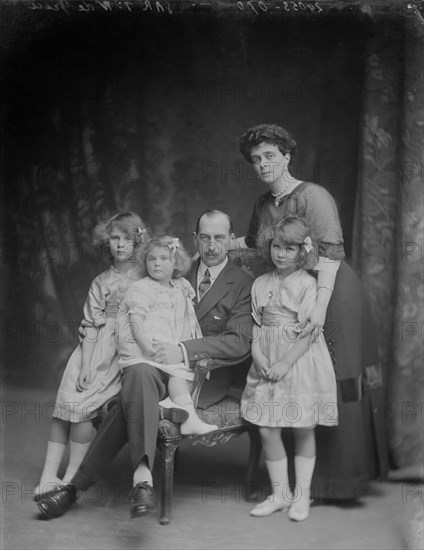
[{"left": 261, "top": 307, "right": 300, "bottom": 344}]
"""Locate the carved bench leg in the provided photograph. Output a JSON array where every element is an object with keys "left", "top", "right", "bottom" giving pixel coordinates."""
[
  {"left": 174, "top": 447, "right": 180, "bottom": 471},
  {"left": 159, "top": 442, "right": 177, "bottom": 525},
  {"left": 245, "top": 427, "right": 261, "bottom": 501}
]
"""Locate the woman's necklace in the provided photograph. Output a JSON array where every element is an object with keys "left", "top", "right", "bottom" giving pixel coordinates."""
[{"left": 270, "top": 180, "right": 291, "bottom": 207}]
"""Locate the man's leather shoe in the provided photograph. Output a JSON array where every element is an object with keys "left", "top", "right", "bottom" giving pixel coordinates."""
[
  {"left": 37, "top": 484, "right": 77, "bottom": 519},
  {"left": 34, "top": 485, "right": 62, "bottom": 502},
  {"left": 129, "top": 482, "right": 156, "bottom": 517}
]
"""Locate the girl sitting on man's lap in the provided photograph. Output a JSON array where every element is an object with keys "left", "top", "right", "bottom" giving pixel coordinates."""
[{"left": 117, "top": 234, "right": 218, "bottom": 436}]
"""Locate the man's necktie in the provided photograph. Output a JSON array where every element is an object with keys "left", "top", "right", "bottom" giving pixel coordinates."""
[{"left": 199, "top": 269, "right": 211, "bottom": 300}]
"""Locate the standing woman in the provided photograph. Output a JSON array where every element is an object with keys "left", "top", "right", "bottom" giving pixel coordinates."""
[{"left": 237, "top": 123, "right": 386, "bottom": 500}]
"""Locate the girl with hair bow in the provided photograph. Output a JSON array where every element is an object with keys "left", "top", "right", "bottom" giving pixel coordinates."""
[{"left": 116, "top": 234, "right": 218, "bottom": 436}]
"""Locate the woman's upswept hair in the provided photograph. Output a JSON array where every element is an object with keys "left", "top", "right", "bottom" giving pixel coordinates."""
[
  {"left": 93, "top": 211, "right": 149, "bottom": 251},
  {"left": 239, "top": 124, "right": 297, "bottom": 163},
  {"left": 139, "top": 234, "right": 192, "bottom": 279},
  {"left": 257, "top": 216, "right": 318, "bottom": 271}
]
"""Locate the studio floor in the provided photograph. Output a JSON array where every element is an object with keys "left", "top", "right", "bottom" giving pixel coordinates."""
[{"left": 1, "top": 384, "right": 422, "bottom": 550}]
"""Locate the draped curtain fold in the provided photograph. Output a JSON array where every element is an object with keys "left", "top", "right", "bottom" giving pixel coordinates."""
[{"left": 353, "top": 19, "right": 424, "bottom": 470}]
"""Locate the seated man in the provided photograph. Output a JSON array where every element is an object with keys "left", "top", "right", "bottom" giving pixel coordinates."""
[{"left": 37, "top": 209, "right": 253, "bottom": 519}]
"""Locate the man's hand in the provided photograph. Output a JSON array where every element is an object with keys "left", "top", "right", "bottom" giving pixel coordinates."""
[
  {"left": 151, "top": 340, "right": 184, "bottom": 365},
  {"left": 267, "top": 360, "right": 292, "bottom": 382}
]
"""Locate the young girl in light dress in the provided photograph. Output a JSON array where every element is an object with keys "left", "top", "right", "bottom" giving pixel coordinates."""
[
  {"left": 117, "top": 234, "right": 218, "bottom": 435},
  {"left": 35, "top": 212, "right": 147, "bottom": 498},
  {"left": 241, "top": 216, "right": 338, "bottom": 521}
]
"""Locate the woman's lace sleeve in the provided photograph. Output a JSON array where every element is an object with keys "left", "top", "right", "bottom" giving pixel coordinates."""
[{"left": 298, "top": 185, "right": 345, "bottom": 261}]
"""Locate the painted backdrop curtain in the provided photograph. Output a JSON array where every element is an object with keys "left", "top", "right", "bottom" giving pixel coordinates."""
[
  {"left": 353, "top": 18, "right": 424, "bottom": 471},
  {"left": 2, "top": 7, "right": 423, "bottom": 471}
]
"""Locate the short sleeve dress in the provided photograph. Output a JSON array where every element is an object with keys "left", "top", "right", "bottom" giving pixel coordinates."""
[
  {"left": 116, "top": 276, "right": 202, "bottom": 380},
  {"left": 241, "top": 270, "right": 338, "bottom": 428},
  {"left": 53, "top": 265, "right": 142, "bottom": 423},
  {"left": 244, "top": 181, "right": 386, "bottom": 499}
]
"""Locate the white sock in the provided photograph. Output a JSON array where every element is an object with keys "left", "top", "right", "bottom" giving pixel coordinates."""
[
  {"left": 133, "top": 462, "right": 153, "bottom": 487},
  {"left": 36, "top": 441, "right": 66, "bottom": 493},
  {"left": 266, "top": 457, "right": 291, "bottom": 502},
  {"left": 288, "top": 455, "right": 316, "bottom": 521},
  {"left": 249, "top": 457, "right": 292, "bottom": 516},
  {"left": 173, "top": 393, "right": 217, "bottom": 435},
  {"left": 62, "top": 441, "right": 91, "bottom": 484},
  {"left": 172, "top": 392, "right": 194, "bottom": 408}
]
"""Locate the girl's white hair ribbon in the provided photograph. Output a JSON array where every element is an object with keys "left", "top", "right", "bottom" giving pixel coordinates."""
[
  {"left": 137, "top": 227, "right": 148, "bottom": 242},
  {"left": 168, "top": 237, "right": 180, "bottom": 252},
  {"left": 303, "top": 236, "right": 313, "bottom": 253}
]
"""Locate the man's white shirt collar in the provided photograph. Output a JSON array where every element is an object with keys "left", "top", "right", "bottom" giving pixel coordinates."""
[
  {"left": 198, "top": 256, "right": 228, "bottom": 282},
  {"left": 197, "top": 256, "right": 228, "bottom": 300}
]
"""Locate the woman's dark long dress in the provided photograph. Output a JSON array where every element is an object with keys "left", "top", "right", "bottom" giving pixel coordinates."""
[{"left": 244, "top": 181, "right": 387, "bottom": 500}]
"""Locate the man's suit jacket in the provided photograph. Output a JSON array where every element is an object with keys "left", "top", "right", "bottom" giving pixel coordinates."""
[{"left": 183, "top": 258, "right": 254, "bottom": 408}]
